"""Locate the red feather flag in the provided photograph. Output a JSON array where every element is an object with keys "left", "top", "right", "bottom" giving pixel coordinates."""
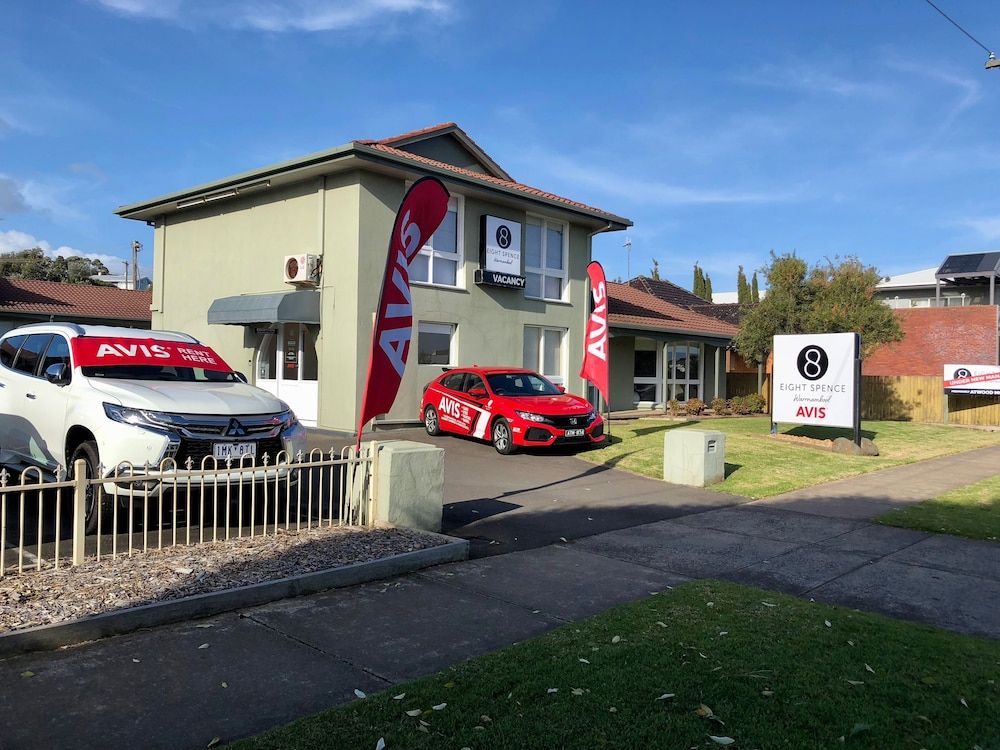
[
  {"left": 357, "top": 177, "right": 450, "bottom": 444},
  {"left": 580, "top": 260, "right": 609, "bottom": 406}
]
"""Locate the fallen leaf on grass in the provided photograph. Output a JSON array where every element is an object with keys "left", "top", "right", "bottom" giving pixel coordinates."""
[
  {"left": 579, "top": 658, "right": 590, "bottom": 664},
  {"left": 921, "top": 676, "right": 936, "bottom": 686},
  {"left": 375, "top": 739, "right": 386, "bottom": 750},
  {"left": 824, "top": 620, "right": 832, "bottom": 628},
  {"left": 707, "top": 602, "right": 714, "bottom": 607},
  {"left": 865, "top": 664, "right": 875, "bottom": 674},
  {"left": 419, "top": 720, "right": 429, "bottom": 727},
  {"left": 846, "top": 680, "right": 864, "bottom": 686},
  {"left": 221, "top": 682, "right": 228, "bottom": 689},
  {"left": 608, "top": 706, "right": 617, "bottom": 713},
  {"left": 708, "top": 736, "right": 735, "bottom": 746},
  {"left": 405, "top": 709, "right": 422, "bottom": 717},
  {"left": 849, "top": 723, "right": 870, "bottom": 737},
  {"left": 960, "top": 698, "right": 969, "bottom": 708},
  {"left": 480, "top": 714, "right": 492, "bottom": 723},
  {"left": 195, "top": 623, "right": 214, "bottom": 629},
  {"left": 547, "top": 688, "right": 558, "bottom": 694},
  {"left": 718, "top": 631, "right": 728, "bottom": 636},
  {"left": 444, "top": 681, "right": 455, "bottom": 688},
  {"left": 847, "top": 639, "right": 855, "bottom": 646},
  {"left": 393, "top": 693, "right": 405, "bottom": 700},
  {"left": 20, "top": 671, "right": 34, "bottom": 678},
  {"left": 432, "top": 703, "right": 447, "bottom": 710},
  {"left": 612, "top": 635, "right": 621, "bottom": 644},
  {"left": 198, "top": 643, "right": 210, "bottom": 650},
  {"left": 695, "top": 704, "right": 715, "bottom": 718},
  {"left": 206, "top": 739, "right": 220, "bottom": 749},
  {"left": 761, "top": 690, "right": 774, "bottom": 697},
  {"left": 571, "top": 688, "right": 585, "bottom": 696},
  {"left": 655, "top": 621, "right": 668, "bottom": 628},
  {"left": 132, "top": 659, "right": 140, "bottom": 663},
  {"left": 761, "top": 601, "right": 777, "bottom": 607},
  {"left": 354, "top": 689, "right": 367, "bottom": 699},
  {"left": 656, "top": 693, "right": 675, "bottom": 700},
  {"left": 417, "top": 725, "right": 429, "bottom": 734},
  {"left": 559, "top": 537, "right": 568, "bottom": 543}
]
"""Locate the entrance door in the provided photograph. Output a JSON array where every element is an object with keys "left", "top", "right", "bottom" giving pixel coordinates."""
[{"left": 255, "top": 324, "right": 319, "bottom": 426}]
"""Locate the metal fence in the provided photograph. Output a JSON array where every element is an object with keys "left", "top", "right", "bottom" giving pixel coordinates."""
[{"left": 0, "top": 443, "right": 378, "bottom": 577}]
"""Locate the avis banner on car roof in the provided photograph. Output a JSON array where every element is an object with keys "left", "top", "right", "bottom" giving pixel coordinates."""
[
  {"left": 357, "top": 177, "right": 451, "bottom": 442},
  {"left": 580, "top": 260, "right": 609, "bottom": 405},
  {"left": 70, "top": 337, "right": 233, "bottom": 372}
]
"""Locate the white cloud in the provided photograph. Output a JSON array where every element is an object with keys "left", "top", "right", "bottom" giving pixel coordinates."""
[
  {"left": 90, "top": 0, "right": 453, "bottom": 31},
  {"left": 739, "top": 63, "right": 891, "bottom": 99},
  {"left": 0, "top": 173, "right": 85, "bottom": 223},
  {"left": 0, "top": 177, "right": 31, "bottom": 214},
  {"left": 537, "top": 153, "right": 802, "bottom": 207},
  {"left": 958, "top": 217, "right": 1000, "bottom": 242},
  {"left": 0, "top": 229, "right": 132, "bottom": 275}
]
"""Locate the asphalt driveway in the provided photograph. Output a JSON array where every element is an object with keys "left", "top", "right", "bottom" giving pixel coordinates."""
[{"left": 308, "top": 425, "right": 743, "bottom": 557}]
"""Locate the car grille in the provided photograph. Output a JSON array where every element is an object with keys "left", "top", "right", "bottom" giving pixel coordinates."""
[
  {"left": 173, "top": 437, "right": 285, "bottom": 468},
  {"left": 547, "top": 413, "right": 594, "bottom": 429}
]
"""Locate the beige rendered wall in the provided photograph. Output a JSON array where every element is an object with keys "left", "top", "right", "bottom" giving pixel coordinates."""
[{"left": 355, "top": 172, "right": 592, "bottom": 427}]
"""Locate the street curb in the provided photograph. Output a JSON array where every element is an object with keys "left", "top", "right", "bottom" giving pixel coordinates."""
[{"left": 0, "top": 534, "right": 469, "bottom": 658}]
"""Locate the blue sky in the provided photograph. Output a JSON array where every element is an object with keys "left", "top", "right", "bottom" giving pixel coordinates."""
[{"left": 1, "top": 0, "right": 998, "bottom": 291}]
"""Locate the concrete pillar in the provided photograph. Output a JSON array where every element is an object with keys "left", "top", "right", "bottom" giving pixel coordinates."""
[{"left": 372, "top": 440, "right": 445, "bottom": 532}]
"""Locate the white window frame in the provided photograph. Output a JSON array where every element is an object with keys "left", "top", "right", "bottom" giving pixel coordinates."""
[
  {"left": 417, "top": 321, "right": 457, "bottom": 366},
  {"left": 665, "top": 341, "right": 704, "bottom": 403},
  {"left": 523, "top": 325, "right": 567, "bottom": 385},
  {"left": 524, "top": 215, "right": 568, "bottom": 302},
  {"left": 411, "top": 195, "right": 464, "bottom": 289}
]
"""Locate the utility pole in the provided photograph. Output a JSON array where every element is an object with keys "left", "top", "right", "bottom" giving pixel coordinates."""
[
  {"left": 130, "top": 240, "right": 142, "bottom": 290},
  {"left": 122, "top": 259, "right": 129, "bottom": 288},
  {"left": 623, "top": 236, "right": 632, "bottom": 281}
]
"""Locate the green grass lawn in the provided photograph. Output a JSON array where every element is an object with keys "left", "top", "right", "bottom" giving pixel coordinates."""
[
  {"left": 229, "top": 581, "right": 1000, "bottom": 750},
  {"left": 582, "top": 417, "right": 1000, "bottom": 498},
  {"left": 878, "top": 473, "right": 1000, "bottom": 542}
]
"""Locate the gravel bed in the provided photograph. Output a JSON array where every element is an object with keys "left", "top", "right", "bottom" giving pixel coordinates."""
[{"left": 0, "top": 525, "right": 445, "bottom": 633}]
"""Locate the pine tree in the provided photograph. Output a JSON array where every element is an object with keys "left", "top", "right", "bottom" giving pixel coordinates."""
[
  {"left": 737, "top": 265, "right": 750, "bottom": 304},
  {"left": 693, "top": 264, "right": 704, "bottom": 298},
  {"left": 704, "top": 275, "right": 713, "bottom": 301},
  {"left": 751, "top": 271, "right": 760, "bottom": 303},
  {"left": 650, "top": 259, "right": 661, "bottom": 280}
]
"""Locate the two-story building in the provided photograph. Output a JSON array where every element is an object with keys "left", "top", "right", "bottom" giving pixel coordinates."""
[{"left": 115, "top": 123, "right": 631, "bottom": 431}]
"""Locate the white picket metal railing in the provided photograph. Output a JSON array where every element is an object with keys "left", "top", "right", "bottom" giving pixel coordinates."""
[{"left": 0, "top": 443, "right": 378, "bottom": 578}]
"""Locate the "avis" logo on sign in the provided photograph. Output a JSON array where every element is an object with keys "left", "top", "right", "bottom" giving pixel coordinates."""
[
  {"left": 796, "top": 406, "right": 826, "bottom": 419},
  {"left": 439, "top": 395, "right": 463, "bottom": 420}
]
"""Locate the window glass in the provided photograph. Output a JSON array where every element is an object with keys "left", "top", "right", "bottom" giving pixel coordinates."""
[
  {"left": 413, "top": 200, "right": 461, "bottom": 287},
  {"left": 441, "top": 372, "right": 465, "bottom": 390},
  {"left": 13, "top": 334, "right": 52, "bottom": 376},
  {"left": 41, "top": 336, "right": 71, "bottom": 379},
  {"left": 524, "top": 217, "right": 566, "bottom": 301},
  {"left": 545, "top": 227, "right": 563, "bottom": 270},
  {"left": 418, "top": 322, "right": 454, "bottom": 365},
  {"left": 283, "top": 324, "right": 300, "bottom": 381},
  {"left": 634, "top": 350, "right": 657, "bottom": 378},
  {"left": 433, "top": 209, "right": 457, "bottom": 253},
  {"left": 634, "top": 383, "right": 657, "bottom": 402},
  {"left": 258, "top": 332, "right": 277, "bottom": 380},
  {"left": 525, "top": 272, "right": 542, "bottom": 299},
  {"left": 464, "top": 374, "right": 485, "bottom": 393},
  {"left": 687, "top": 344, "right": 700, "bottom": 380},
  {"left": 544, "top": 275, "right": 562, "bottom": 300},
  {"left": 410, "top": 253, "right": 430, "bottom": 283},
  {"left": 523, "top": 327, "right": 540, "bottom": 372},
  {"left": 432, "top": 257, "right": 457, "bottom": 286},
  {"left": 525, "top": 223, "right": 542, "bottom": 268},
  {"left": 542, "top": 329, "right": 561, "bottom": 378},
  {"left": 0, "top": 335, "right": 26, "bottom": 368},
  {"left": 302, "top": 326, "right": 319, "bottom": 381}
]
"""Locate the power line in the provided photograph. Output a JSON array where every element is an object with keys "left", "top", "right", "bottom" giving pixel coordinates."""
[{"left": 923, "top": 0, "right": 993, "bottom": 57}]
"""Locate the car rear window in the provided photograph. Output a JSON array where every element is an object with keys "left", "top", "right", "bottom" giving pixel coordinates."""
[{"left": 12, "top": 334, "right": 52, "bottom": 376}]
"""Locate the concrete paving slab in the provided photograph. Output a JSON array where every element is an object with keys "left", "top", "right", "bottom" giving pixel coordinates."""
[
  {"left": 816, "top": 524, "right": 932, "bottom": 556},
  {"left": 422, "top": 545, "right": 690, "bottom": 621},
  {"left": 575, "top": 520, "right": 801, "bottom": 578},
  {"left": 811, "top": 559, "right": 1000, "bottom": 639},
  {"left": 672, "top": 506, "right": 865, "bottom": 543},
  {"left": 248, "top": 575, "right": 561, "bottom": 682},
  {"left": 0, "top": 612, "right": 385, "bottom": 750},
  {"left": 887, "top": 534, "right": 1000, "bottom": 581},
  {"left": 726, "top": 546, "right": 875, "bottom": 595}
]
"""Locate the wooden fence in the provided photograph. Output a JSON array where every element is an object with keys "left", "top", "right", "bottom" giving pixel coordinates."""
[{"left": 726, "top": 373, "right": 1000, "bottom": 426}]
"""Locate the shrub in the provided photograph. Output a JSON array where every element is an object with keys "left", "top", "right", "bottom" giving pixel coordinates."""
[
  {"left": 710, "top": 397, "right": 727, "bottom": 415},
  {"left": 730, "top": 395, "right": 752, "bottom": 415},
  {"left": 685, "top": 398, "right": 706, "bottom": 415},
  {"left": 668, "top": 399, "right": 681, "bottom": 416},
  {"left": 745, "top": 393, "right": 767, "bottom": 413}
]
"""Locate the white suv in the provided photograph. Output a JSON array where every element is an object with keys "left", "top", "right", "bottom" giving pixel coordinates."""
[{"left": 0, "top": 323, "right": 307, "bottom": 530}]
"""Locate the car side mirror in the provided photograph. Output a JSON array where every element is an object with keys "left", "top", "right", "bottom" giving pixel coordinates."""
[
  {"left": 468, "top": 387, "right": 487, "bottom": 400},
  {"left": 44, "top": 363, "right": 69, "bottom": 386},
  {"left": 234, "top": 371, "right": 249, "bottom": 383},
  {"left": 556, "top": 385, "right": 566, "bottom": 394}
]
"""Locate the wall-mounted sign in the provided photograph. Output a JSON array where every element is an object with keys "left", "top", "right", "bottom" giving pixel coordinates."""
[
  {"left": 943, "top": 364, "right": 1000, "bottom": 395},
  {"left": 772, "top": 332, "right": 860, "bottom": 430},
  {"left": 476, "top": 215, "right": 524, "bottom": 289}
]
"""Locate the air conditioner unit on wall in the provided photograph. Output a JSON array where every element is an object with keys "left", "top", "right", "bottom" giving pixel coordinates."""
[{"left": 283, "top": 254, "right": 320, "bottom": 286}]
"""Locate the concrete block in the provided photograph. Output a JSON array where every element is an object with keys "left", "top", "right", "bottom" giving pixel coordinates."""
[
  {"left": 663, "top": 429, "right": 725, "bottom": 487},
  {"left": 373, "top": 440, "right": 445, "bottom": 532}
]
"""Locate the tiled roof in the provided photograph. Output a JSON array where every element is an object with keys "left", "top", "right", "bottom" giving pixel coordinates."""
[
  {"left": 608, "top": 283, "right": 738, "bottom": 338},
  {"left": 689, "top": 302, "right": 753, "bottom": 326},
  {"left": 355, "top": 140, "right": 631, "bottom": 224},
  {"left": 628, "top": 276, "right": 708, "bottom": 308},
  {"left": 0, "top": 278, "right": 152, "bottom": 322},
  {"left": 362, "top": 121, "right": 461, "bottom": 146}
]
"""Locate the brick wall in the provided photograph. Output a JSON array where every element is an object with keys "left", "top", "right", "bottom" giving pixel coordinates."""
[{"left": 865, "top": 306, "right": 999, "bottom": 376}]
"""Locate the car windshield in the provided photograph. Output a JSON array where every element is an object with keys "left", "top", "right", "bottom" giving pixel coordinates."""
[
  {"left": 486, "top": 372, "right": 561, "bottom": 397},
  {"left": 80, "top": 365, "right": 239, "bottom": 382}
]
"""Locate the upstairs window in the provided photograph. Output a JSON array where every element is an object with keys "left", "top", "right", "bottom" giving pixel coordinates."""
[
  {"left": 525, "top": 217, "right": 567, "bottom": 301},
  {"left": 410, "top": 197, "right": 462, "bottom": 288}
]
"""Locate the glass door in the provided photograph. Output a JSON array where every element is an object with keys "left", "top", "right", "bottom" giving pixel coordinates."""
[{"left": 254, "top": 323, "right": 319, "bottom": 426}]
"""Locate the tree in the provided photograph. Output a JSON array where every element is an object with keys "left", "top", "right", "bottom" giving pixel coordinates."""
[
  {"left": 692, "top": 264, "right": 703, "bottom": 298},
  {"left": 0, "top": 248, "right": 112, "bottom": 285},
  {"left": 704, "top": 275, "right": 713, "bottom": 301},
  {"left": 751, "top": 271, "right": 760, "bottom": 303},
  {"left": 650, "top": 259, "right": 661, "bottom": 280},
  {"left": 733, "top": 252, "right": 903, "bottom": 363},
  {"left": 737, "top": 265, "right": 751, "bottom": 304}
]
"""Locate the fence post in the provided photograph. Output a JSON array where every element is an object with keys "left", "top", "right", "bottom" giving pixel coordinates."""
[
  {"left": 368, "top": 441, "right": 379, "bottom": 528},
  {"left": 72, "top": 458, "right": 88, "bottom": 566}
]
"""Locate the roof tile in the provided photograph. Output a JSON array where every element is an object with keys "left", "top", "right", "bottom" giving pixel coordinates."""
[
  {"left": 608, "top": 282, "right": 738, "bottom": 338},
  {"left": 0, "top": 278, "right": 152, "bottom": 322}
]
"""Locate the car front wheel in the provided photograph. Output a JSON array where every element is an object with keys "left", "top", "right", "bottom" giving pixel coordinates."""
[
  {"left": 491, "top": 418, "right": 515, "bottom": 455},
  {"left": 70, "top": 440, "right": 111, "bottom": 534},
  {"left": 424, "top": 406, "right": 441, "bottom": 436}
]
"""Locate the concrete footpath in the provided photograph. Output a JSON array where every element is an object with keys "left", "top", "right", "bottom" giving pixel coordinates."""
[{"left": 2, "top": 450, "right": 999, "bottom": 749}]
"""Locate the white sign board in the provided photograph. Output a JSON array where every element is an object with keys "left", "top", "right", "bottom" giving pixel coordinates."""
[
  {"left": 943, "top": 364, "right": 1000, "bottom": 395},
  {"left": 483, "top": 216, "right": 521, "bottom": 274},
  {"left": 772, "top": 332, "right": 859, "bottom": 429}
]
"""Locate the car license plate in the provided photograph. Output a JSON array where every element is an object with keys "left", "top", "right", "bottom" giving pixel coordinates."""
[
  {"left": 213, "top": 442, "right": 257, "bottom": 460},
  {"left": 564, "top": 429, "right": 585, "bottom": 438}
]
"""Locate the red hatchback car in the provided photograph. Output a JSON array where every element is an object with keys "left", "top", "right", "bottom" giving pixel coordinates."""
[{"left": 420, "top": 367, "right": 605, "bottom": 454}]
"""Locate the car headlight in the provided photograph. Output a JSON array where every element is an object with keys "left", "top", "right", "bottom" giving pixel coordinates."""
[
  {"left": 515, "top": 411, "right": 551, "bottom": 423},
  {"left": 104, "top": 402, "right": 172, "bottom": 430},
  {"left": 587, "top": 410, "right": 598, "bottom": 423}
]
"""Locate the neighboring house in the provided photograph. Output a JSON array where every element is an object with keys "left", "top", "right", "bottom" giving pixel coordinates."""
[
  {"left": 607, "top": 279, "right": 739, "bottom": 410},
  {"left": 876, "top": 252, "right": 1000, "bottom": 309},
  {"left": 90, "top": 274, "right": 153, "bottom": 291},
  {"left": 115, "top": 122, "right": 631, "bottom": 430},
  {"left": 0, "top": 277, "right": 152, "bottom": 334}
]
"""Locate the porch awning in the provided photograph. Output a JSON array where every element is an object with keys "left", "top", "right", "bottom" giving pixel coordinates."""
[{"left": 207, "top": 290, "right": 320, "bottom": 325}]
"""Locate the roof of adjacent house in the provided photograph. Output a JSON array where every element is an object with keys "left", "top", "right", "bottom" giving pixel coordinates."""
[
  {"left": 877, "top": 267, "right": 938, "bottom": 289},
  {"left": 0, "top": 278, "right": 152, "bottom": 322},
  {"left": 608, "top": 282, "right": 739, "bottom": 339},
  {"left": 117, "top": 122, "right": 631, "bottom": 229},
  {"left": 626, "top": 275, "right": 754, "bottom": 326}
]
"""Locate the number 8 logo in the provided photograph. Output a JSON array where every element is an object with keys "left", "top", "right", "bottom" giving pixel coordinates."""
[
  {"left": 796, "top": 345, "right": 829, "bottom": 381},
  {"left": 496, "top": 225, "right": 512, "bottom": 249}
]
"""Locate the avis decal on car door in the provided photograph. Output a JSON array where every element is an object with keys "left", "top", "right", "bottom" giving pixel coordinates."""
[{"left": 437, "top": 391, "right": 475, "bottom": 432}]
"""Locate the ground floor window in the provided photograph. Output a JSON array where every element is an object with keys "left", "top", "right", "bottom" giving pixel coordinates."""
[
  {"left": 633, "top": 337, "right": 661, "bottom": 404},
  {"left": 417, "top": 322, "right": 456, "bottom": 365},
  {"left": 666, "top": 341, "right": 702, "bottom": 402},
  {"left": 523, "top": 326, "right": 566, "bottom": 384},
  {"left": 257, "top": 323, "right": 318, "bottom": 382}
]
